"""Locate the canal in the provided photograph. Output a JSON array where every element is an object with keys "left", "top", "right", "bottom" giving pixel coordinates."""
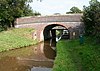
[{"left": 0, "top": 40, "right": 56, "bottom": 71}]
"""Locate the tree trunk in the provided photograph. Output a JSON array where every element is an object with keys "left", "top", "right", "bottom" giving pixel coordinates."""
[{"left": 12, "top": 20, "right": 15, "bottom": 27}]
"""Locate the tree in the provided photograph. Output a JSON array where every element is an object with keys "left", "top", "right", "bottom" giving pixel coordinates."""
[
  {"left": 66, "top": 6, "right": 83, "bottom": 14},
  {"left": 21, "top": 4, "right": 41, "bottom": 16},
  {"left": 82, "top": 0, "right": 100, "bottom": 43},
  {"left": 0, "top": 0, "right": 41, "bottom": 30}
]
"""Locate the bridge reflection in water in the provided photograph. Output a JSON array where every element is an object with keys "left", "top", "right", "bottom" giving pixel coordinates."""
[{"left": 0, "top": 39, "right": 56, "bottom": 71}]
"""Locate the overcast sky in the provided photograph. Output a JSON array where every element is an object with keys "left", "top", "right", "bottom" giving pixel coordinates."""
[{"left": 29, "top": 0, "right": 100, "bottom": 15}]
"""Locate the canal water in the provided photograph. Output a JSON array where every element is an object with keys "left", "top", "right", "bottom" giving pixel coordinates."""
[{"left": 0, "top": 40, "right": 56, "bottom": 71}]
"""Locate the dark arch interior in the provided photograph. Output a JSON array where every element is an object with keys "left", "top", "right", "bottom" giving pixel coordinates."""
[{"left": 43, "top": 24, "right": 70, "bottom": 41}]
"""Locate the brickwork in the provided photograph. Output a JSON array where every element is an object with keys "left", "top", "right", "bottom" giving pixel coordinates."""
[
  {"left": 15, "top": 14, "right": 84, "bottom": 42},
  {"left": 16, "top": 14, "right": 82, "bottom": 24}
]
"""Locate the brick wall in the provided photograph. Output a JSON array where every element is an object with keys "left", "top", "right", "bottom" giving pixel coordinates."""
[{"left": 16, "top": 14, "right": 83, "bottom": 24}]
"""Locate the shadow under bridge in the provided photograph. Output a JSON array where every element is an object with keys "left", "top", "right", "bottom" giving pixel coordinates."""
[{"left": 43, "top": 24, "right": 70, "bottom": 42}]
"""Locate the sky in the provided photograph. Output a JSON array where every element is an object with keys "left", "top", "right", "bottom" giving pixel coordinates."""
[{"left": 29, "top": 0, "right": 100, "bottom": 15}]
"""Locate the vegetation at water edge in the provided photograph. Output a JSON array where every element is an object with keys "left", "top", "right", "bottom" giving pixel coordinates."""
[
  {"left": 53, "top": 37, "right": 100, "bottom": 71},
  {"left": 0, "top": 28, "right": 37, "bottom": 52}
]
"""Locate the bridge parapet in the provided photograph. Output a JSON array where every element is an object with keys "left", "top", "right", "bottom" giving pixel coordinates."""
[{"left": 16, "top": 14, "right": 83, "bottom": 25}]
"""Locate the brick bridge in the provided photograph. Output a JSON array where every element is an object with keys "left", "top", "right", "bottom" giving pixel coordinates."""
[{"left": 15, "top": 14, "right": 84, "bottom": 42}]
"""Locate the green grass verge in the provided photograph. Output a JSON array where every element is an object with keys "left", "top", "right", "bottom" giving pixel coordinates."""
[
  {"left": 53, "top": 38, "right": 100, "bottom": 71},
  {"left": 0, "top": 28, "right": 37, "bottom": 52}
]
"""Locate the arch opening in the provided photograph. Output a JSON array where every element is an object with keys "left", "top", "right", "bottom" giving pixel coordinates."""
[{"left": 43, "top": 24, "right": 70, "bottom": 42}]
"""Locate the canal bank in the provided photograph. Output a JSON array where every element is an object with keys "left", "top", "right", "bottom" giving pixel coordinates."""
[
  {"left": 53, "top": 38, "right": 100, "bottom": 71},
  {"left": 0, "top": 28, "right": 38, "bottom": 52}
]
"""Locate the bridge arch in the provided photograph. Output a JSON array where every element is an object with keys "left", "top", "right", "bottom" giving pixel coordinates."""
[{"left": 42, "top": 23, "right": 70, "bottom": 41}]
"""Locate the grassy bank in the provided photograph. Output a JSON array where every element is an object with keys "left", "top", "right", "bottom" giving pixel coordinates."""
[
  {"left": 53, "top": 38, "right": 100, "bottom": 71},
  {"left": 0, "top": 28, "right": 37, "bottom": 52}
]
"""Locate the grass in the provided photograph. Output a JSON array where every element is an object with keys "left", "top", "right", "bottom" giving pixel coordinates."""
[
  {"left": 0, "top": 28, "right": 37, "bottom": 52},
  {"left": 53, "top": 37, "right": 100, "bottom": 71}
]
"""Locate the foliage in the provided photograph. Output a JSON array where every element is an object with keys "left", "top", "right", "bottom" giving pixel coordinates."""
[
  {"left": 66, "top": 6, "right": 83, "bottom": 14},
  {"left": 82, "top": 0, "right": 100, "bottom": 43},
  {"left": 0, "top": 0, "right": 41, "bottom": 31},
  {"left": 0, "top": 28, "right": 37, "bottom": 52},
  {"left": 53, "top": 39, "right": 100, "bottom": 71}
]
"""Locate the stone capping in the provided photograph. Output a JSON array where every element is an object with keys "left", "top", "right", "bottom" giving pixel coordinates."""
[
  {"left": 18, "top": 14, "right": 83, "bottom": 19},
  {"left": 16, "top": 14, "right": 83, "bottom": 24}
]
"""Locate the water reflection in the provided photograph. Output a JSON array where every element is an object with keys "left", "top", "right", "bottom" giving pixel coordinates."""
[
  {"left": 0, "top": 40, "right": 56, "bottom": 71},
  {"left": 0, "top": 56, "right": 30, "bottom": 71},
  {"left": 44, "top": 39, "right": 56, "bottom": 59}
]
